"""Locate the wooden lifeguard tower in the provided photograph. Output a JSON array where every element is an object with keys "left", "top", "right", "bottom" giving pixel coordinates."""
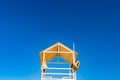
[{"left": 40, "top": 42, "right": 80, "bottom": 80}]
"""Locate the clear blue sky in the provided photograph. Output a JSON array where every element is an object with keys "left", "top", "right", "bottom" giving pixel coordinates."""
[{"left": 0, "top": 0, "right": 120, "bottom": 80}]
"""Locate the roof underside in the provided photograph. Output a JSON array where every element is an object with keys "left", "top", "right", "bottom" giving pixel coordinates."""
[{"left": 40, "top": 42, "right": 78, "bottom": 64}]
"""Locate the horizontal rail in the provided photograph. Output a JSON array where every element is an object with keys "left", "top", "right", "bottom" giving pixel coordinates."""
[
  {"left": 43, "top": 73, "right": 73, "bottom": 75},
  {"left": 47, "top": 62, "right": 69, "bottom": 64},
  {"left": 47, "top": 68, "right": 72, "bottom": 70},
  {"left": 42, "top": 78, "right": 74, "bottom": 80}
]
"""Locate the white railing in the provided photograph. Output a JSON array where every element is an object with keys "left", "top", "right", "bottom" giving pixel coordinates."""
[{"left": 41, "top": 67, "right": 75, "bottom": 80}]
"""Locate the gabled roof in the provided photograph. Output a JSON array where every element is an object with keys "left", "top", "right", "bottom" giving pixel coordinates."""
[{"left": 40, "top": 42, "right": 78, "bottom": 64}]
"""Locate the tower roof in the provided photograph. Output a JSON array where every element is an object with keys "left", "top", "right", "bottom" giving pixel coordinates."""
[{"left": 40, "top": 42, "right": 78, "bottom": 64}]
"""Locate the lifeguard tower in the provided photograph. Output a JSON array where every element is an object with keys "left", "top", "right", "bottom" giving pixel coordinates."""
[{"left": 40, "top": 42, "right": 80, "bottom": 80}]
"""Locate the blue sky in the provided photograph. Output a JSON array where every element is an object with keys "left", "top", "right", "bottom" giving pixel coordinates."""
[{"left": 0, "top": 0, "right": 120, "bottom": 80}]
